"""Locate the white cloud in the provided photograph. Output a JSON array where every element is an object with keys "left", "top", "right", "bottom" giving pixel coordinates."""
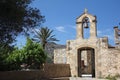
[
  {"left": 97, "top": 30, "right": 102, "bottom": 35},
  {"left": 69, "top": 25, "right": 76, "bottom": 29},
  {"left": 55, "top": 26, "right": 66, "bottom": 32}
]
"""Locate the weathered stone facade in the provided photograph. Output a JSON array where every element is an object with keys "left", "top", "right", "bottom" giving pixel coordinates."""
[
  {"left": 54, "top": 9, "right": 120, "bottom": 78},
  {"left": 54, "top": 48, "right": 66, "bottom": 64},
  {"left": 114, "top": 26, "right": 120, "bottom": 48}
]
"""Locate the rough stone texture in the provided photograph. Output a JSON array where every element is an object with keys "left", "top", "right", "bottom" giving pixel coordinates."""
[
  {"left": 114, "top": 27, "right": 120, "bottom": 49},
  {"left": 43, "top": 64, "right": 71, "bottom": 78},
  {"left": 66, "top": 38, "right": 98, "bottom": 77},
  {"left": 45, "top": 42, "right": 66, "bottom": 63},
  {"left": 69, "top": 77, "right": 108, "bottom": 80},
  {"left": 0, "top": 64, "right": 71, "bottom": 80},
  {"left": 54, "top": 48, "right": 66, "bottom": 64},
  {"left": 96, "top": 37, "right": 120, "bottom": 78},
  {"left": 54, "top": 10, "right": 120, "bottom": 78}
]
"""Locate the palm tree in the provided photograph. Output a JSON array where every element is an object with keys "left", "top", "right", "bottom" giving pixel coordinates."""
[{"left": 33, "top": 27, "right": 59, "bottom": 49}]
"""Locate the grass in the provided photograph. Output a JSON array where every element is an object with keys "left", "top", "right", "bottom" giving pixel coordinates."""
[{"left": 106, "top": 74, "right": 120, "bottom": 80}]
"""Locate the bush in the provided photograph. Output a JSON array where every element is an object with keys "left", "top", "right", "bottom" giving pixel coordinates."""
[{"left": 6, "top": 37, "right": 47, "bottom": 70}]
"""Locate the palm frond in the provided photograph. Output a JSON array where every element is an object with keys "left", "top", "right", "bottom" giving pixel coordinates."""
[{"left": 33, "top": 27, "right": 59, "bottom": 49}]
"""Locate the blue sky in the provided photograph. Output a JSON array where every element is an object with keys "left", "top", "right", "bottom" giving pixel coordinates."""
[{"left": 16, "top": 0, "right": 120, "bottom": 47}]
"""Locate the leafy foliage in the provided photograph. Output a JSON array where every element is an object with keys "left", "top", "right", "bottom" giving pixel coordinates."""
[
  {"left": 0, "top": 43, "right": 14, "bottom": 71},
  {"left": 0, "top": 0, "right": 45, "bottom": 44},
  {"left": 106, "top": 75, "right": 116, "bottom": 80},
  {"left": 106, "top": 74, "right": 120, "bottom": 80},
  {"left": 0, "top": 0, "right": 45, "bottom": 70},
  {"left": 6, "top": 37, "right": 47, "bottom": 70},
  {"left": 33, "top": 27, "right": 59, "bottom": 49}
]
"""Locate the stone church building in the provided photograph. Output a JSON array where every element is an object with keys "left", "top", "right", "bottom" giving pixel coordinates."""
[{"left": 54, "top": 10, "right": 120, "bottom": 78}]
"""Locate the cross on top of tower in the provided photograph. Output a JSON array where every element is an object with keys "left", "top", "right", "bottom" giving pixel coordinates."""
[{"left": 84, "top": 8, "right": 88, "bottom": 13}]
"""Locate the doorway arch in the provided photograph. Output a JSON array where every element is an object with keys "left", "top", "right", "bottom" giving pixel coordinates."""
[{"left": 78, "top": 47, "right": 95, "bottom": 77}]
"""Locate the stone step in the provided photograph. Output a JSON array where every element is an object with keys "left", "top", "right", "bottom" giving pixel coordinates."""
[
  {"left": 81, "top": 74, "right": 92, "bottom": 78},
  {"left": 50, "top": 77, "right": 69, "bottom": 80},
  {"left": 69, "top": 77, "right": 107, "bottom": 80}
]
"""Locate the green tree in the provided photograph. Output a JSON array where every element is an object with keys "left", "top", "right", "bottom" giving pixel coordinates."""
[
  {"left": 33, "top": 27, "right": 58, "bottom": 49},
  {"left": 6, "top": 37, "right": 47, "bottom": 70},
  {"left": 0, "top": 0, "right": 44, "bottom": 70},
  {"left": 0, "top": 43, "right": 14, "bottom": 71},
  {"left": 0, "top": 0, "right": 45, "bottom": 44}
]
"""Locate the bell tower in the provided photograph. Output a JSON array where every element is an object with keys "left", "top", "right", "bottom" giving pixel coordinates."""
[{"left": 76, "top": 9, "right": 97, "bottom": 39}]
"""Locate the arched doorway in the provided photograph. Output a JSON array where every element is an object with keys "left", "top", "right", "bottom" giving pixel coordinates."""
[{"left": 78, "top": 47, "right": 95, "bottom": 77}]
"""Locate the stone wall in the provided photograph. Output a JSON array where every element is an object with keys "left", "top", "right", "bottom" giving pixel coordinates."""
[
  {"left": 53, "top": 10, "right": 120, "bottom": 78},
  {"left": 54, "top": 37, "right": 120, "bottom": 78},
  {"left": 66, "top": 38, "right": 98, "bottom": 77},
  {"left": 43, "top": 64, "right": 71, "bottom": 78},
  {"left": 95, "top": 37, "right": 120, "bottom": 78},
  {"left": 0, "top": 64, "right": 71, "bottom": 80},
  {"left": 45, "top": 42, "right": 66, "bottom": 63},
  {"left": 54, "top": 48, "right": 66, "bottom": 63},
  {"left": 98, "top": 48, "right": 120, "bottom": 78}
]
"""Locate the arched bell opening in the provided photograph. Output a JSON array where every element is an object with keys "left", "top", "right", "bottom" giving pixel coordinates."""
[
  {"left": 82, "top": 17, "right": 90, "bottom": 39},
  {"left": 78, "top": 47, "right": 95, "bottom": 78}
]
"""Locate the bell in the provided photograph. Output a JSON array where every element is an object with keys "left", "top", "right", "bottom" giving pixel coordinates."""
[
  {"left": 118, "top": 33, "right": 120, "bottom": 36},
  {"left": 118, "top": 30, "right": 120, "bottom": 36},
  {"left": 83, "top": 18, "right": 89, "bottom": 28},
  {"left": 84, "top": 22, "right": 89, "bottom": 28}
]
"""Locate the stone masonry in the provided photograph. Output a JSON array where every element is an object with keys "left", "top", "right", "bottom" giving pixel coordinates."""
[{"left": 54, "top": 9, "right": 120, "bottom": 78}]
